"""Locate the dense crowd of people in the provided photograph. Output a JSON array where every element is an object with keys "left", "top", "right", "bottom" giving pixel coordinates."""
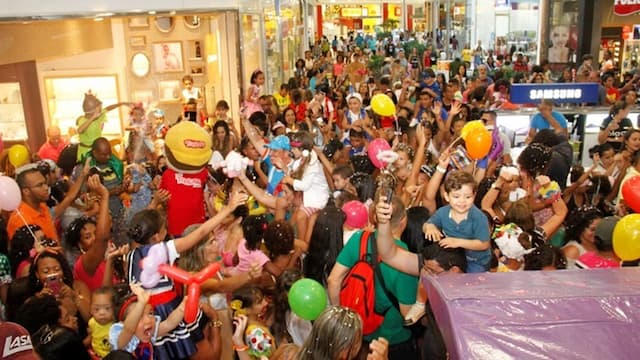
[{"left": 0, "top": 32, "right": 639, "bottom": 360}]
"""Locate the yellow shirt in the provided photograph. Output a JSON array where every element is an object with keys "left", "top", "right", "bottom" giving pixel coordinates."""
[
  {"left": 89, "top": 317, "right": 113, "bottom": 357},
  {"left": 462, "top": 48, "right": 473, "bottom": 63},
  {"left": 273, "top": 92, "right": 291, "bottom": 112}
]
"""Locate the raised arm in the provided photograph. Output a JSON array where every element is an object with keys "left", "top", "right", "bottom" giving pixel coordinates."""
[
  {"left": 423, "top": 150, "right": 450, "bottom": 214},
  {"left": 540, "top": 197, "right": 568, "bottom": 237},
  {"left": 81, "top": 175, "right": 112, "bottom": 276},
  {"left": 375, "top": 195, "right": 420, "bottom": 276},
  {"left": 237, "top": 171, "right": 277, "bottom": 209},
  {"left": 173, "top": 191, "right": 248, "bottom": 253},
  {"left": 53, "top": 158, "right": 91, "bottom": 219},
  {"left": 241, "top": 116, "right": 267, "bottom": 156},
  {"left": 117, "top": 284, "right": 149, "bottom": 349}
]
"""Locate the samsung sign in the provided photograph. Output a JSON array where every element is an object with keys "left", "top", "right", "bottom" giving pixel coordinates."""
[{"left": 510, "top": 83, "right": 600, "bottom": 104}]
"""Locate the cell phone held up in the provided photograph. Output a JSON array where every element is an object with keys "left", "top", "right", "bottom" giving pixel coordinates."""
[
  {"left": 384, "top": 187, "right": 394, "bottom": 205},
  {"left": 46, "top": 274, "right": 62, "bottom": 297}
]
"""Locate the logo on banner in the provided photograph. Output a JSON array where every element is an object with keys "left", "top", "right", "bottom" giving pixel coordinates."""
[{"left": 614, "top": 0, "right": 640, "bottom": 16}]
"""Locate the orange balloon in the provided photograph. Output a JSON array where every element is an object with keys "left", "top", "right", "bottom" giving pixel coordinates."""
[{"left": 465, "top": 128, "right": 492, "bottom": 160}]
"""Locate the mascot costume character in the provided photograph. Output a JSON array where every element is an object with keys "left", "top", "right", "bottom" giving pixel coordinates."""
[{"left": 160, "top": 121, "right": 212, "bottom": 236}]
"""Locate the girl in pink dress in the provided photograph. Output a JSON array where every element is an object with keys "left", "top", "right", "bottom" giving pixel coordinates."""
[{"left": 242, "top": 69, "right": 265, "bottom": 118}]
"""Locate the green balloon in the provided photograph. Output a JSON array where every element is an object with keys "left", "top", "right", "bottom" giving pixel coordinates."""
[{"left": 288, "top": 279, "right": 327, "bottom": 320}]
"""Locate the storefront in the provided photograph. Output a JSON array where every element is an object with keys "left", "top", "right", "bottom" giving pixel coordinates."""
[
  {"left": 474, "top": 0, "right": 540, "bottom": 61},
  {"left": 0, "top": 0, "right": 308, "bottom": 150},
  {"left": 592, "top": 1, "right": 640, "bottom": 78}
]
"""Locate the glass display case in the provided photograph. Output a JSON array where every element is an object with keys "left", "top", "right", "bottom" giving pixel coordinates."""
[
  {"left": 44, "top": 75, "right": 123, "bottom": 138},
  {"left": 0, "top": 82, "right": 27, "bottom": 141},
  {"left": 622, "top": 39, "right": 640, "bottom": 76}
]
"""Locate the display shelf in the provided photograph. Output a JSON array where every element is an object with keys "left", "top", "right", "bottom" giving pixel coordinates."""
[{"left": 0, "top": 82, "right": 27, "bottom": 141}]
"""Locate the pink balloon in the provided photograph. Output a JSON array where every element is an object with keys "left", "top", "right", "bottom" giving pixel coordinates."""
[
  {"left": 367, "top": 139, "right": 391, "bottom": 169},
  {"left": 139, "top": 243, "right": 168, "bottom": 288},
  {"left": 140, "top": 269, "right": 162, "bottom": 288},
  {"left": 0, "top": 176, "right": 21, "bottom": 211},
  {"left": 342, "top": 200, "right": 369, "bottom": 229}
]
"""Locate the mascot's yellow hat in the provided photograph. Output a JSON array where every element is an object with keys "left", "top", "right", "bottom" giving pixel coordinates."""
[{"left": 164, "top": 121, "right": 212, "bottom": 172}]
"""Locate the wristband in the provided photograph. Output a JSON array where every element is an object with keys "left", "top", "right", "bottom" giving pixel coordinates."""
[
  {"left": 233, "top": 344, "right": 249, "bottom": 352},
  {"left": 208, "top": 320, "right": 223, "bottom": 328},
  {"left": 436, "top": 165, "right": 446, "bottom": 174}
]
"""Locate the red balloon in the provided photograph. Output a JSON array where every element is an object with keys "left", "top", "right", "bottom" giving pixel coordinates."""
[
  {"left": 194, "top": 263, "right": 220, "bottom": 284},
  {"left": 465, "top": 128, "right": 492, "bottom": 160},
  {"left": 622, "top": 175, "right": 640, "bottom": 213},
  {"left": 158, "top": 264, "right": 193, "bottom": 284},
  {"left": 184, "top": 283, "right": 201, "bottom": 323}
]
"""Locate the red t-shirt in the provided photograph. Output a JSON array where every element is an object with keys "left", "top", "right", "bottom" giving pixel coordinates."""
[{"left": 160, "top": 168, "right": 207, "bottom": 236}]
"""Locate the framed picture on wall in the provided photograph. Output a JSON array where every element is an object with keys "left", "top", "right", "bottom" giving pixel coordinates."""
[
  {"left": 129, "top": 36, "right": 146, "bottom": 49},
  {"left": 188, "top": 40, "right": 203, "bottom": 60},
  {"left": 128, "top": 17, "right": 149, "bottom": 29},
  {"left": 190, "top": 64, "right": 204, "bottom": 76},
  {"left": 152, "top": 42, "right": 184, "bottom": 73},
  {"left": 158, "top": 80, "right": 181, "bottom": 102}
]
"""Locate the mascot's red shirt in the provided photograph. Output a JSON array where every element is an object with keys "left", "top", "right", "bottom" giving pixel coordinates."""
[{"left": 160, "top": 167, "right": 208, "bottom": 236}]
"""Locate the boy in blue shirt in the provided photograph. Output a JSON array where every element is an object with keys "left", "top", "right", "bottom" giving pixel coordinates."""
[{"left": 423, "top": 171, "right": 491, "bottom": 273}]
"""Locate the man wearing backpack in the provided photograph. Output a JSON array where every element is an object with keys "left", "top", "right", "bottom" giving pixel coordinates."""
[{"left": 327, "top": 194, "right": 419, "bottom": 359}]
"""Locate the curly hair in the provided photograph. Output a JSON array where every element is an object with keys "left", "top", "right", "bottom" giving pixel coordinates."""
[
  {"left": 15, "top": 294, "right": 61, "bottom": 334},
  {"left": 524, "top": 244, "right": 567, "bottom": 270},
  {"left": 517, "top": 143, "right": 552, "bottom": 177},
  {"left": 264, "top": 221, "right": 294, "bottom": 258},
  {"left": 9, "top": 225, "right": 41, "bottom": 278},
  {"left": 242, "top": 215, "right": 269, "bottom": 251},
  {"left": 64, "top": 216, "right": 96, "bottom": 253},
  {"left": 564, "top": 206, "right": 603, "bottom": 243}
]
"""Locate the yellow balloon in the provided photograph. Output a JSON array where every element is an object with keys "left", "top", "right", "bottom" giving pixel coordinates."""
[
  {"left": 460, "top": 120, "right": 486, "bottom": 141},
  {"left": 8, "top": 144, "right": 30, "bottom": 168},
  {"left": 613, "top": 214, "right": 640, "bottom": 261},
  {"left": 370, "top": 94, "right": 396, "bottom": 116}
]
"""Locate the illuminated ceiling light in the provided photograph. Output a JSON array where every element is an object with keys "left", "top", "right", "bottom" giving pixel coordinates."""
[
  {"left": 148, "top": 11, "right": 157, "bottom": 15},
  {"left": 94, "top": 17, "right": 104, "bottom": 21}
]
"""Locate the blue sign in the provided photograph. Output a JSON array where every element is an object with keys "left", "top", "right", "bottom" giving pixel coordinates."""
[{"left": 510, "top": 83, "right": 600, "bottom": 104}]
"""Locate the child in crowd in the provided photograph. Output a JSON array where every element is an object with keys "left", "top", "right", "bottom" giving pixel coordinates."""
[
  {"left": 243, "top": 69, "right": 265, "bottom": 118},
  {"left": 126, "top": 103, "right": 154, "bottom": 155},
  {"left": 331, "top": 164, "right": 354, "bottom": 193},
  {"left": 230, "top": 286, "right": 276, "bottom": 358},
  {"left": 180, "top": 75, "right": 203, "bottom": 107},
  {"left": 109, "top": 283, "right": 186, "bottom": 359},
  {"left": 86, "top": 287, "right": 116, "bottom": 358},
  {"left": 282, "top": 131, "right": 331, "bottom": 244},
  {"left": 226, "top": 215, "right": 270, "bottom": 277},
  {"left": 492, "top": 223, "right": 534, "bottom": 272},
  {"left": 402, "top": 170, "right": 490, "bottom": 324},
  {"left": 424, "top": 170, "right": 491, "bottom": 273}
]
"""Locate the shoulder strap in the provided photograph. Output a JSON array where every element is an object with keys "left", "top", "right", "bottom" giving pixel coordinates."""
[
  {"left": 359, "top": 231, "right": 370, "bottom": 260},
  {"left": 370, "top": 232, "right": 399, "bottom": 311}
]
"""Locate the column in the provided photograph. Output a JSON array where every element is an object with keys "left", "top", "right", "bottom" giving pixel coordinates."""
[
  {"left": 316, "top": 4, "right": 323, "bottom": 38},
  {"left": 536, "top": 0, "right": 550, "bottom": 65}
]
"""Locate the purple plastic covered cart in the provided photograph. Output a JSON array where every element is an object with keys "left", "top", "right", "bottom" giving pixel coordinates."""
[{"left": 423, "top": 268, "right": 640, "bottom": 359}]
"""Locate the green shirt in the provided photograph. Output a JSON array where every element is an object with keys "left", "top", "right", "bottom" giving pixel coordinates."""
[
  {"left": 337, "top": 230, "right": 418, "bottom": 344},
  {"left": 76, "top": 110, "right": 108, "bottom": 159}
]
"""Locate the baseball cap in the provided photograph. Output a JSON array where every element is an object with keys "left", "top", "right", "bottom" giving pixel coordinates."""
[
  {"left": 0, "top": 322, "right": 37, "bottom": 360},
  {"left": 595, "top": 216, "right": 620, "bottom": 248},
  {"left": 264, "top": 135, "right": 291, "bottom": 151}
]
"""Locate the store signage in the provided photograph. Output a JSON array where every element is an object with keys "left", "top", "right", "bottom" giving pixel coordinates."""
[
  {"left": 341, "top": 8, "right": 362, "bottom": 17},
  {"left": 615, "top": 0, "right": 640, "bottom": 16},
  {"left": 510, "top": 83, "right": 600, "bottom": 104}
]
